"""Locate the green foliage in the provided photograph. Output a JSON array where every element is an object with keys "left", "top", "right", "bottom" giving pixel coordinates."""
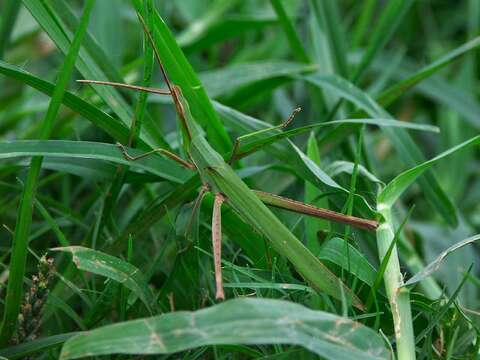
[{"left": 0, "top": 1, "right": 479, "bottom": 359}]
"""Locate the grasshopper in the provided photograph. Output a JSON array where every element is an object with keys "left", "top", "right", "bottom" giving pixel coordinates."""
[{"left": 78, "top": 15, "right": 378, "bottom": 309}]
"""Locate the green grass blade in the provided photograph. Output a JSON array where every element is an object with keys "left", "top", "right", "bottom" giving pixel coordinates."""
[
  {"left": 305, "top": 73, "right": 458, "bottom": 226},
  {"left": 378, "top": 135, "right": 480, "bottom": 207},
  {"left": 59, "top": 298, "right": 389, "bottom": 359},
  {"left": 0, "top": 140, "right": 190, "bottom": 183},
  {"left": 318, "top": 237, "right": 377, "bottom": 287},
  {"left": 366, "top": 205, "right": 414, "bottom": 310},
  {"left": 131, "top": 0, "right": 232, "bottom": 153},
  {"left": 351, "top": 0, "right": 414, "bottom": 83},
  {"left": 52, "top": 246, "right": 156, "bottom": 313},
  {"left": 201, "top": 61, "right": 315, "bottom": 98},
  {"left": 176, "top": 0, "right": 238, "bottom": 47},
  {"left": 270, "top": 0, "right": 309, "bottom": 63},
  {"left": 351, "top": 0, "right": 377, "bottom": 48},
  {"left": 305, "top": 132, "right": 329, "bottom": 253},
  {"left": 0, "top": 0, "right": 21, "bottom": 58},
  {"left": 0, "top": 0, "right": 94, "bottom": 346},
  {"left": 234, "top": 117, "right": 439, "bottom": 160},
  {"left": 309, "top": 0, "right": 348, "bottom": 78},
  {"left": 378, "top": 36, "right": 480, "bottom": 108},
  {"left": 405, "top": 234, "right": 480, "bottom": 287}
]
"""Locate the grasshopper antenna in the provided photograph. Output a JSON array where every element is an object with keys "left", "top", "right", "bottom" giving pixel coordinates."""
[
  {"left": 136, "top": 13, "right": 193, "bottom": 140},
  {"left": 76, "top": 79, "right": 171, "bottom": 95},
  {"left": 136, "top": 13, "right": 173, "bottom": 95}
]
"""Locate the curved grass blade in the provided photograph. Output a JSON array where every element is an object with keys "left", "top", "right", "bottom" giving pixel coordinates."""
[
  {"left": 405, "top": 234, "right": 480, "bottom": 287},
  {"left": 60, "top": 298, "right": 389, "bottom": 360},
  {"left": 52, "top": 246, "right": 156, "bottom": 313},
  {"left": 378, "top": 135, "right": 480, "bottom": 207},
  {"left": 304, "top": 72, "right": 458, "bottom": 226},
  {"left": 234, "top": 117, "right": 439, "bottom": 160},
  {"left": 0, "top": 60, "right": 133, "bottom": 146},
  {"left": 0, "top": 140, "right": 190, "bottom": 183}
]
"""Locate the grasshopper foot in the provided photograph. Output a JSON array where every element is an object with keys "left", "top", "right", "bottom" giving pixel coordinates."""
[{"left": 116, "top": 142, "right": 135, "bottom": 161}]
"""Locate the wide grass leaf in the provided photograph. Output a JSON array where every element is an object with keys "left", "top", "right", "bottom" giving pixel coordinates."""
[
  {"left": 378, "top": 36, "right": 480, "bottom": 108},
  {"left": 318, "top": 237, "right": 377, "bottom": 287},
  {"left": 60, "top": 298, "right": 389, "bottom": 360},
  {"left": 52, "top": 246, "right": 156, "bottom": 313}
]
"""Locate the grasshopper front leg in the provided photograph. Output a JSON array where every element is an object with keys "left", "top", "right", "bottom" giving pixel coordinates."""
[
  {"left": 116, "top": 142, "right": 195, "bottom": 170},
  {"left": 212, "top": 192, "right": 226, "bottom": 301}
]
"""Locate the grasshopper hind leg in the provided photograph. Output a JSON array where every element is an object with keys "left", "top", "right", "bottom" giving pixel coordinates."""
[{"left": 212, "top": 193, "right": 226, "bottom": 301}]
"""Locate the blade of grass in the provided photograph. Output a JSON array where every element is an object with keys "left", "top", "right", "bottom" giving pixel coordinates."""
[
  {"left": 351, "top": 0, "right": 414, "bottom": 83},
  {"left": 378, "top": 135, "right": 480, "bottom": 207},
  {"left": 51, "top": 246, "right": 156, "bottom": 313},
  {"left": 59, "top": 298, "right": 389, "bottom": 359},
  {"left": 0, "top": 60, "right": 133, "bottom": 145},
  {"left": 270, "top": 0, "right": 310, "bottom": 63},
  {"left": 304, "top": 132, "right": 329, "bottom": 253},
  {"left": 232, "top": 117, "right": 439, "bottom": 161},
  {"left": 309, "top": 0, "right": 348, "bottom": 78},
  {"left": 405, "top": 234, "right": 480, "bottom": 287},
  {"left": 0, "top": 0, "right": 21, "bottom": 58},
  {"left": 415, "top": 265, "right": 473, "bottom": 344},
  {"left": 378, "top": 36, "right": 480, "bottom": 108},
  {"left": 0, "top": 0, "right": 94, "bottom": 346},
  {"left": 365, "top": 205, "right": 415, "bottom": 311},
  {"left": 0, "top": 140, "right": 190, "bottom": 183},
  {"left": 351, "top": 0, "right": 377, "bottom": 48}
]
